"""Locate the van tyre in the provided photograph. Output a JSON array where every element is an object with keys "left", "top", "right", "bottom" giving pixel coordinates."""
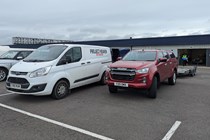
[
  {"left": 100, "top": 72, "right": 106, "bottom": 85},
  {"left": 168, "top": 71, "right": 176, "bottom": 85},
  {"left": 0, "top": 68, "right": 8, "bottom": 82},
  {"left": 52, "top": 80, "right": 69, "bottom": 99},
  {"left": 109, "top": 86, "right": 118, "bottom": 93},
  {"left": 148, "top": 77, "right": 157, "bottom": 98}
]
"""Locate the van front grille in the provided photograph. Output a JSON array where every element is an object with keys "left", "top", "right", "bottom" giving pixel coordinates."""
[{"left": 7, "top": 77, "right": 29, "bottom": 84}]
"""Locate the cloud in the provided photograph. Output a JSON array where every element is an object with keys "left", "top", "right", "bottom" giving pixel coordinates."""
[{"left": 1, "top": 0, "right": 210, "bottom": 44}]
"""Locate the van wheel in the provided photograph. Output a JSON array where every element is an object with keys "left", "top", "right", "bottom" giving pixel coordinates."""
[
  {"left": 109, "top": 86, "right": 118, "bottom": 93},
  {"left": 100, "top": 72, "right": 106, "bottom": 85},
  {"left": 52, "top": 80, "right": 69, "bottom": 99},
  {"left": 0, "top": 68, "right": 8, "bottom": 82},
  {"left": 168, "top": 71, "right": 176, "bottom": 85},
  {"left": 147, "top": 77, "right": 157, "bottom": 98}
]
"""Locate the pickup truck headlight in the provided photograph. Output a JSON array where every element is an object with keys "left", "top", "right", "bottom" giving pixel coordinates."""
[
  {"left": 136, "top": 68, "right": 149, "bottom": 74},
  {"left": 29, "top": 66, "right": 52, "bottom": 78}
]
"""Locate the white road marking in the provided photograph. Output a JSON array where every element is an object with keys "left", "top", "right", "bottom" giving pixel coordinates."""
[
  {"left": 0, "top": 93, "right": 15, "bottom": 97},
  {"left": 0, "top": 103, "right": 115, "bottom": 140},
  {"left": 162, "top": 121, "right": 182, "bottom": 140}
]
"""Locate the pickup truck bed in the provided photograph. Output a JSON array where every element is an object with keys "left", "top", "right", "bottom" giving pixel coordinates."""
[{"left": 177, "top": 65, "right": 197, "bottom": 76}]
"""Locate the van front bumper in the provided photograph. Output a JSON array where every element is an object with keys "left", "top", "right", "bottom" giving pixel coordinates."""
[
  {"left": 6, "top": 83, "right": 47, "bottom": 93},
  {"left": 6, "top": 75, "right": 55, "bottom": 96}
]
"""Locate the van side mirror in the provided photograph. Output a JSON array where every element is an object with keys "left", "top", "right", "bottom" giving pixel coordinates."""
[
  {"left": 159, "top": 58, "right": 167, "bottom": 63},
  {"left": 57, "top": 56, "right": 72, "bottom": 65},
  {"left": 66, "top": 56, "right": 72, "bottom": 63}
]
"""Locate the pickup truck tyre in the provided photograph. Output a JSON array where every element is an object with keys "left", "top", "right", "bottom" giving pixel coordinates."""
[
  {"left": 109, "top": 86, "right": 118, "bottom": 93},
  {"left": 52, "top": 80, "right": 69, "bottom": 99},
  {"left": 0, "top": 68, "right": 8, "bottom": 82},
  {"left": 148, "top": 77, "right": 157, "bottom": 98},
  {"left": 168, "top": 71, "right": 176, "bottom": 85}
]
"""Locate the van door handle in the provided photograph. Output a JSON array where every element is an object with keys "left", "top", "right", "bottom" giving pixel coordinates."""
[
  {"left": 87, "top": 61, "right": 91, "bottom": 64},
  {"left": 81, "top": 63, "right": 85, "bottom": 65}
]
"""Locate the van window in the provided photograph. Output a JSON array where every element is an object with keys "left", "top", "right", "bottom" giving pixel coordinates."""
[
  {"left": 58, "top": 47, "right": 82, "bottom": 65},
  {"left": 72, "top": 47, "right": 82, "bottom": 62}
]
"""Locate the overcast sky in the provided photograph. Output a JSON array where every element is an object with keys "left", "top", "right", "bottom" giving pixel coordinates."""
[{"left": 0, "top": 0, "right": 210, "bottom": 45}]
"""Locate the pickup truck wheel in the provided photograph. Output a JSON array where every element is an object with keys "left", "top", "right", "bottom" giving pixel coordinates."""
[
  {"left": 168, "top": 71, "right": 176, "bottom": 85},
  {"left": 52, "top": 80, "right": 69, "bottom": 99},
  {"left": 148, "top": 77, "right": 157, "bottom": 98},
  {"left": 0, "top": 68, "right": 8, "bottom": 82},
  {"left": 109, "top": 86, "right": 118, "bottom": 93}
]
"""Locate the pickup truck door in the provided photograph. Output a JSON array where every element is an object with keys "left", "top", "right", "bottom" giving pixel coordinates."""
[
  {"left": 163, "top": 51, "right": 171, "bottom": 78},
  {"left": 157, "top": 52, "right": 169, "bottom": 81}
]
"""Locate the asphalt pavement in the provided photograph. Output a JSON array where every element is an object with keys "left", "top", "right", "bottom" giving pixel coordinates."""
[{"left": 0, "top": 67, "right": 210, "bottom": 140}]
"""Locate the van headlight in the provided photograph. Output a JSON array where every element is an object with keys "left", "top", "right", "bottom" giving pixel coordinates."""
[
  {"left": 29, "top": 66, "right": 52, "bottom": 78},
  {"left": 136, "top": 68, "right": 149, "bottom": 74}
]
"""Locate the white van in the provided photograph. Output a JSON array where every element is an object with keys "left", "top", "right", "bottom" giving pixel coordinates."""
[{"left": 6, "top": 44, "right": 112, "bottom": 99}]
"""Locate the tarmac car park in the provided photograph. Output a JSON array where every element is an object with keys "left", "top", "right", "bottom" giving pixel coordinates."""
[{"left": 0, "top": 67, "right": 210, "bottom": 140}]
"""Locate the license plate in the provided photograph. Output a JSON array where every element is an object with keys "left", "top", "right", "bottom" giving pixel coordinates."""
[
  {"left": 10, "top": 83, "right": 21, "bottom": 89},
  {"left": 114, "top": 82, "right": 128, "bottom": 87}
]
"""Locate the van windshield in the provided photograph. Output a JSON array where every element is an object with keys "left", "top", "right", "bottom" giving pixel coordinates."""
[
  {"left": 123, "top": 51, "right": 157, "bottom": 61},
  {"left": 24, "top": 45, "right": 67, "bottom": 62}
]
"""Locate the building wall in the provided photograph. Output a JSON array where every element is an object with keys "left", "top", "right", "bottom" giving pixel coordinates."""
[{"left": 206, "top": 49, "right": 210, "bottom": 67}]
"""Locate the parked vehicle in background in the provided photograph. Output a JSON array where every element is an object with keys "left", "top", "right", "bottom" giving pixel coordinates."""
[
  {"left": 0, "top": 45, "right": 10, "bottom": 56},
  {"left": 112, "top": 48, "right": 130, "bottom": 62},
  {"left": 0, "top": 49, "right": 33, "bottom": 81},
  {"left": 6, "top": 44, "right": 112, "bottom": 99},
  {"left": 106, "top": 49, "right": 178, "bottom": 98}
]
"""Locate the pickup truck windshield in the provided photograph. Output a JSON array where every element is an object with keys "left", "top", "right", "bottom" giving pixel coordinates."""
[
  {"left": 24, "top": 45, "right": 67, "bottom": 62},
  {"left": 123, "top": 51, "right": 156, "bottom": 61}
]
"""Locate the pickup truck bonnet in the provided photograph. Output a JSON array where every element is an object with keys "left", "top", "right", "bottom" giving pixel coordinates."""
[{"left": 110, "top": 60, "right": 154, "bottom": 69}]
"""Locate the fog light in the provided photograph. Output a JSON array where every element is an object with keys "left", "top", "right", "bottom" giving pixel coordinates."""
[{"left": 142, "top": 77, "right": 147, "bottom": 83}]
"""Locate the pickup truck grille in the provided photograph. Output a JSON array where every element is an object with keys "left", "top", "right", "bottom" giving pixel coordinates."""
[{"left": 110, "top": 68, "right": 136, "bottom": 81}]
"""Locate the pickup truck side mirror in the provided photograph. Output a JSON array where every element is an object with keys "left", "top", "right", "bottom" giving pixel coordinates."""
[{"left": 159, "top": 58, "right": 167, "bottom": 63}]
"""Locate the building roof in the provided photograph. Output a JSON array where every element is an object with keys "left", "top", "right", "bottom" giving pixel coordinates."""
[{"left": 8, "top": 34, "right": 210, "bottom": 49}]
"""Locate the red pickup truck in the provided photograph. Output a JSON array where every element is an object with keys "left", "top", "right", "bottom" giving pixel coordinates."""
[{"left": 106, "top": 49, "right": 178, "bottom": 98}]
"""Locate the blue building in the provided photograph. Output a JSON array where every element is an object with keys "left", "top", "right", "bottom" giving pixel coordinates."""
[{"left": 6, "top": 34, "right": 210, "bottom": 67}]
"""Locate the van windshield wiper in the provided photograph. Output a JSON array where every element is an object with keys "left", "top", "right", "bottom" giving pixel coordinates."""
[{"left": 23, "top": 59, "right": 46, "bottom": 62}]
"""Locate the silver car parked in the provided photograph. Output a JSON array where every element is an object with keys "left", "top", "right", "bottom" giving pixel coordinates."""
[{"left": 0, "top": 50, "right": 33, "bottom": 81}]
